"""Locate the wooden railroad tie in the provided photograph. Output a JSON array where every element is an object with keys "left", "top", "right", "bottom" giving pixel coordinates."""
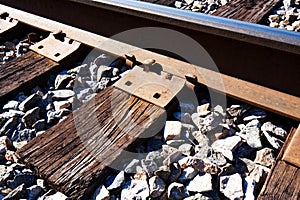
[
  {"left": 0, "top": 51, "right": 58, "bottom": 104},
  {"left": 17, "top": 86, "right": 168, "bottom": 199},
  {"left": 15, "top": 55, "right": 187, "bottom": 199},
  {"left": 213, "top": 0, "right": 281, "bottom": 23},
  {"left": 0, "top": 31, "right": 88, "bottom": 105},
  {"left": 258, "top": 125, "right": 300, "bottom": 200},
  {"left": 0, "top": 14, "right": 182, "bottom": 198}
]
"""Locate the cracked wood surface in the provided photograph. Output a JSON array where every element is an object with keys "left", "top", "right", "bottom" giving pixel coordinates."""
[
  {"left": 258, "top": 126, "right": 300, "bottom": 200},
  {"left": 17, "top": 86, "right": 166, "bottom": 199},
  {"left": 0, "top": 51, "right": 58, "bottom": 104}
]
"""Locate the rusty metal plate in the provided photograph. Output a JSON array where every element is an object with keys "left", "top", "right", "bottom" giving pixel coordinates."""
[
  {"left": 115, "top": 64, "right": 185, "bottom": 108},
  {"left": 0, "top": 12, "right": 18, "bottom": 34},
  {"left": 282, "top": 125, "right": 300, "bottom": 167},
  {"left": 30, "top": 32, "right": 81, "bottom": 62}
]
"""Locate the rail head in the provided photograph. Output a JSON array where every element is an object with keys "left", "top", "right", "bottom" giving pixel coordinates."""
[{"left": 69, "top": 0, "right": 300, "bottom": 55}]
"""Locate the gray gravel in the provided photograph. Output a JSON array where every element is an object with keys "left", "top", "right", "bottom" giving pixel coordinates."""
[
  {"left": 0, "top": 33, "right": 43, "bottom": 66},
  {"left": 266, "top": 0, "right": 300, "bottom": 31},
  {"left": 142, "top": 0, "right": 300, "bottom": 32},
  {"left": 0, "top": 51, "right": 293, "bottom": 199},
  {"left": 92, "top": 98, "right": 291, "bottom": 199},
  {"left": 172, "top": 0, "right": 229, "bottom": 14}
]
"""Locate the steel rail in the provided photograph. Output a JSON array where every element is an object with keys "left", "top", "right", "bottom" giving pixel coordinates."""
[
  {"left": 1, "top": 3, "right": 299, "bottom": 122},
  {"left": 82, "top": 0, "right": 300, "bottom": 53},
  {"left": 0, "top": 0, "right": 300, "bottom": 97},
  {"left": 2, "top": 0, "right": 300, "bottom": 53}
]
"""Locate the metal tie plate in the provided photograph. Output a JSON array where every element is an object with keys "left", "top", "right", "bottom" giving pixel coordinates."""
[
  {"left": 30, "top": 32, "right": 81, "bottom": 62},
  {"left": 0, "top": 12, "right": 18, "bottom": 34},
  {"left": 115, "top": 63, "right": 185, "bottom": 108}
]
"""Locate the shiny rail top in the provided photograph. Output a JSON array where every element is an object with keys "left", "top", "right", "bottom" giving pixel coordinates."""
[{"left": 75, "top": 0, "right": 300, "bottom": 54}]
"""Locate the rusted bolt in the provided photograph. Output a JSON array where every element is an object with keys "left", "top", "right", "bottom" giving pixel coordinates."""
[
  {"left": 125, "top": 54, "right": 135, "bottom": 60},
  {"left": 185, "top": 73, "right": 198, "bottom": 83},
  {"left": 0, "top": 12, "right": 9, "bottom": 19},
  {"left": 53, "top": 30, "right": 66, "bottom": 42},
  {"left": 124, "top": 54, "right": 137, "bottom": 69},
  {"left": 143, "top": 58, "right": 156, "bottom": 72}
]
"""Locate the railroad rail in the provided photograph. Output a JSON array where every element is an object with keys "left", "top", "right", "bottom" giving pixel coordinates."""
[
  {"left": 1, "top": 0, "right": 300, "bottom": 97},
  {"left": 0, "top": 2, "right": 299, "bottom": 200}
]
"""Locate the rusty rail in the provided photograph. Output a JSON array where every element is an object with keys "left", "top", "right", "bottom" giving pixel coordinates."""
[{"left": 0, "top": 0, "right": 300, "bottom": 97}]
